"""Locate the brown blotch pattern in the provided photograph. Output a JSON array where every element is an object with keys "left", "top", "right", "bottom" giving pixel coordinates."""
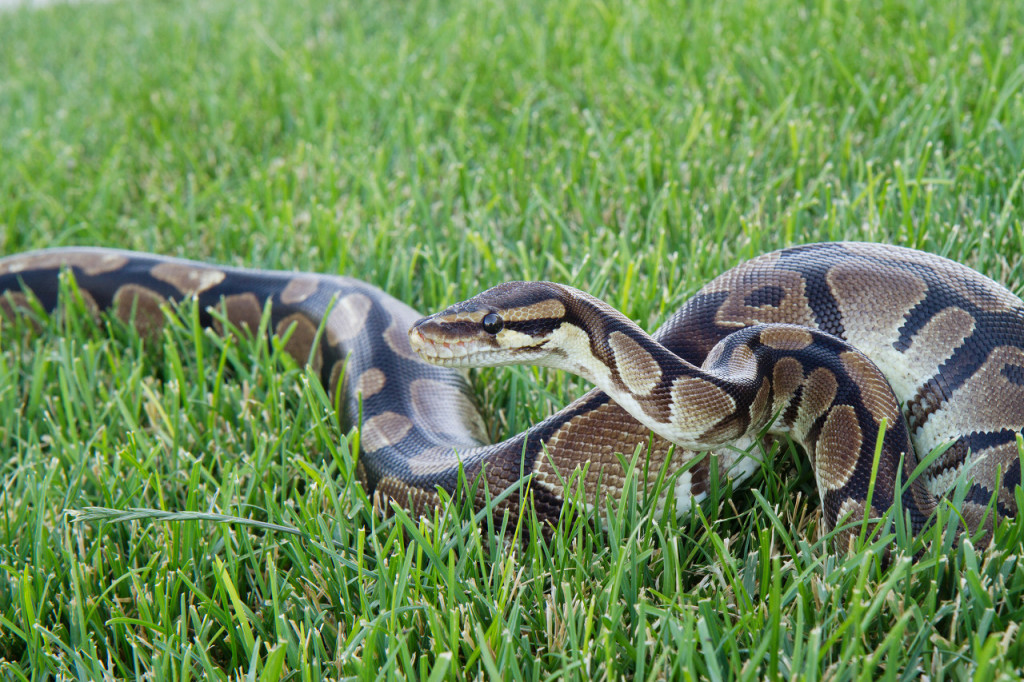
[
  {"left": 815, "top": 404, "right": 862, "bottom": 491},
  {"left": 960, "top": 501, "right": 996, "bottom": 540},
  {"left": 921, "top": 345, "right": 1024, "bottom": 443},
  {"left": 215, "top": 292, "right": 263, "bottom": 335},
  {"left": 0, "top": 292, "right": 40, "bottom": 332},
  {"left": 795, "top": 367, "right": 839, "bottom": 434},
  {"left": 151, "top": 263, "right": 226, "bottom": 295},
  {"left": 3, "top": 241, "right": 1021, "bottom": 544},
  {"left": 373, "top": 477, "right": 444, "bottom": 518},
  {"left": 845, "top": 242, "right": 1022, "bottom": 313},
  {"left": 275, "top": 313, "right": 322, "bottom": 372},
  {"left": 434, "top": 309, "right": 486, "bottom": 325},
  {"left": 326, "top": 293, "right": 373, "bottom": 344},
  {"left": 828, "top": 260, "right": 926, "bottom": 342},
  {"left": 706, "top": 259, "right": 818, "bottom": 329},
  {"left": 404, "top": 447, "right": 460, "bottom": 476},
  {"left": 361, "top": 411, "right": 414, "bottom": 452},
  {"left": 384, "top": 317, "right": 420, "bottom": 360},
  {"left": 758, "top": 326, "right": 814, "bottom": 352},
  {"left": 377, "top": 295, "right": 422, "bottom": 360},
  {"left": 959, "top": 280, "right": 1024, "bottom": 313},
  {"left": 669, "top": 376, "right": 737, "bottom": 442},
  {"left": 113, "top": 284, "right": 167, "bottom": 338},
  {"left": 839, "top": 351, "right": 901, "bottom": 425},
  {"left": 504, "top": 299, "right": 566, "bottom": 321},
  {"left": 771, "top": 356, "right": 805, "bottom": 416},
  {"left": 963, "top": 441, "right": 1020, "bottom": 511},
  {"left": 355, "top": 367, "right": 386, "bottom": 399},
  {"left": 537, "top": 398, "right": 675, "bottom": 502},
  {"left": 409, "top": 378, "right": 489, "bottom": 443},
  {"left": 280, "top": 277, "right": 320, "bottom": 305},
  {"left": 831, "top": 498, "right": 879, "bottom": 548},
  {"left": 721, "top": 343, "right": 760, "bottom": 387},
  {"left": 702, "top": 340, "right": 728, "bottom": 369},
  {"left": 68, "top": 287, "right": 102, "bottom": 321},
  {"left": 686, "top": 456, "right": 717, "bottom": 499},
  {"left": 607, "top": 331, "right": 662, "bottom": 396},
  {"left": 0, "top": 252, "right": 129, "bottom": 277},
  {"left": 901, "top": 307, "right": 975, "bottom": 381}
]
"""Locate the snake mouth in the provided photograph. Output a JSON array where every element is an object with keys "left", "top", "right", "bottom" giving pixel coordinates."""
[{"left": 408, "top": 326, "right": 498, "bottom": 366}]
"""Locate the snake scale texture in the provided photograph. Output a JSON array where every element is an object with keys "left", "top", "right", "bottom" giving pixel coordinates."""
[{"left": 2, "top": 242, "right": 1022, "bottom": 549}]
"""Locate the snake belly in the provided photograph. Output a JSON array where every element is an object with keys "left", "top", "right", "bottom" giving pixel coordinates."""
[{"left": 1, "top": 243, "right": 1022, "bottom": 543}]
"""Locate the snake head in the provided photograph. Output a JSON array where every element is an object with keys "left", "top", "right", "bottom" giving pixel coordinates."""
[{"left": 409, "top": 282, "right": 571, "bottom": 368}]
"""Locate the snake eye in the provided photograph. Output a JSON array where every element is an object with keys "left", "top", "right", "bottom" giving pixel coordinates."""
[{"left": 482, "top": 313, "right": 504, "bottom": 334}]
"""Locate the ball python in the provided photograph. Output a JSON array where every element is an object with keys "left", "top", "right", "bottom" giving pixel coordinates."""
[{"left": 2, "top": 242, "right": 1022, "bottom": 549}]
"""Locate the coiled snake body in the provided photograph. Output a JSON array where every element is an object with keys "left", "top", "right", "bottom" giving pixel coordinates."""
[{"left": 2, "top": 242, "right": 1022, "bottom": 548}]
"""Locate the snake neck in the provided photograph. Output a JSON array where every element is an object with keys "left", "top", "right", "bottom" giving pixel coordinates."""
[{"left": 520, "top": 286, "right": 765, "bottom": 450}]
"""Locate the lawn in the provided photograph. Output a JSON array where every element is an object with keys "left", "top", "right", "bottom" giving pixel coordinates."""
[{"left": 2, "top": 0, "right": 1024, "bottom": 679}]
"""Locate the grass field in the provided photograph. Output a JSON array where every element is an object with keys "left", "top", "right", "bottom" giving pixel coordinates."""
[{"left": 2, "top": 0, "right": 1024, "bottom": 678}]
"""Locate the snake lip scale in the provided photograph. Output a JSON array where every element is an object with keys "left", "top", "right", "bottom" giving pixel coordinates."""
[
  {"left": 408, "top": 328, "right": 510, "bottom": 366},
  {"left": 2, "top": 241, "right": 1022, "bottom": 552}
]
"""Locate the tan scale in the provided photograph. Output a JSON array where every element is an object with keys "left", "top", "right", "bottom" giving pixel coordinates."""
[
  {"left": 844, "top": 242, "right": 1024, "bottom": 314},
  {"left": 710, "top": 261, "right": 818, "bottom": 329},
  {"left": 0, "top": 251, "right": 127, "bottom": 277},
  {"left": 384, "top": 317, "right": 421, "bottom": 360},
  {"left": 793, "top": 367, "right": 839, "bottom": 438},
  {"left": 607, "top": 330, "right": 662, "bottom": 396},
  {"left": 151, "top": 263, "right": 226, "bottom": 295},
  {"left": 326, "top": 293, "right": 373, "bottom": 344},
  {"left": 280, "top": 276, "right": 320, "bottom": 305},
  {"left": 758, "top": 326, "right": 814, "bottom": 352},
  {"left": 838, "top": 351, "right": 903, "bottom": 426},
  {"left": 360, "top": 411, "right": 414, "bottom": 453},
  {"left": 827, "top": 260, "right": 927, "bottom": 340},
  {"left": 896, "top": 307, "right": 975, "bottom": 400},
  {"left": 0, "top": 291, "right": 31, "bottom": 320},
  {"left": 667, "top": 376, "right": 737, "bottom": 444},
  {"left": 504, "top": 299, "right": 566, "bottom": 322},
  {"left": 748, "top": 378, "right": 772, "bottom": 427},
  {"left": 355, "top": 368, "right": 387, "bottom": 399},
  {"left": 815, "top": 405, "right": 863, "bottom": 492},
  {"left": 65, "top": 285, "right": 102, "bottom": 321},
  {"left": 378, "top": 295, "right": 425, "bottom": 361},
  {"left": 533, "top": 398, "right": 682, "bottom": 511},
  {"left": 968, "top": 442, "right": 1020, "bottom": 511},
  {"left": 832, "top": 498, "right": 880, "bottom": 550},
  {"left": 771, "top": 357, "right": 805, "bottom": 417},
  {"left": 327, "top": 359, "right": 346, "bottom": 402}
]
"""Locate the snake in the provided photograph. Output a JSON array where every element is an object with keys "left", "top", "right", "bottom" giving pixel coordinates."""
[{"left": 2, "top": 242, "right": 1022, "bottom": 549}]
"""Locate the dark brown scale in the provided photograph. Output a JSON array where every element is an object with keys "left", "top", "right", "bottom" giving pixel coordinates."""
[
  {"left": 1002, "top": 363, "right": 1024, "bottom": 386},
  {"left": 744, "top": 285, "right": 787, "bottom": 309},
  {"left": 782, "top": 385, "right": 804, "bottom": 426}
]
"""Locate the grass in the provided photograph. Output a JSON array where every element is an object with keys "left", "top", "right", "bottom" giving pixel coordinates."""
[{"left": 2, "top": 0, "right": 1024, "bottom": 678}]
